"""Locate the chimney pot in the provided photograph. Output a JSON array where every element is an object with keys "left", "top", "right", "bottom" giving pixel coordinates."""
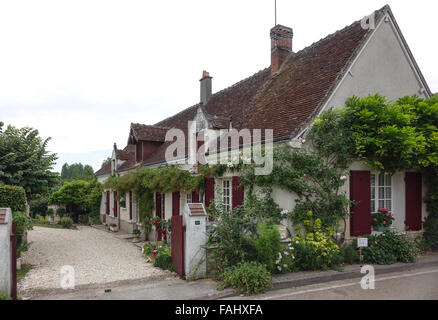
[{"left": 270, "top": 25, "right": 293, "bottom": 74}]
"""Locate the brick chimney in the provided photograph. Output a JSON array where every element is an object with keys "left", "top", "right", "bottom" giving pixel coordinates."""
[
  {"left": 270, "top": 25, "right": 293, "bottom": 74},
  {"left": 200, "top": 70, "right": 212, "bottom": 105}
]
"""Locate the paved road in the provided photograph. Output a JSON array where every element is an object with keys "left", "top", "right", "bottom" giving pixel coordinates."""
[{"left": 225, "top": 266, "right": 438, "bottom": 300}]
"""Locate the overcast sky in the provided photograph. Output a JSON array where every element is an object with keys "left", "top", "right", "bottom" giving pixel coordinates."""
[{"left": 1, "top": 0, "right": 437, "bottom": 173}]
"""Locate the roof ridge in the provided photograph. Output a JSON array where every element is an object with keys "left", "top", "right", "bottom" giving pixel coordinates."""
[{"left": 131, "top": 122, "right": 172, "bottom": 130}]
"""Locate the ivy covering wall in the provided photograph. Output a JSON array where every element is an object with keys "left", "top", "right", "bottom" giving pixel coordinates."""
[{"left": 0, "top": 185, "right": 27, "bottom": 212}]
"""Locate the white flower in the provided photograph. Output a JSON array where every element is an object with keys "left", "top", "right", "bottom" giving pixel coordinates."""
[
  {"left": 284, "top": 251, "right": 289, "bottom": 256},
  {"left": 340, "top": 175, "right": 348, "bottom": 181},
  {"left": 227, "top": 162, "right": 234, "bottom": 168},
  {"left": 277, "top": 266, "right": 282, "bottom": 271},
  {"left": 283, "top": 264, "right": 288, "bottom": 268},
  {"left": 281, "top": 209, "right": 288, "bottom": 216},
  {"left": 296, "top": 240, "right": 299, "bottom": 244}
]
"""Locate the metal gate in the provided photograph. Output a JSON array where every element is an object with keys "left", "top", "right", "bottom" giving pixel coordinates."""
[{"left": 171, "top": 215, "right": 184, "bottom": 278}]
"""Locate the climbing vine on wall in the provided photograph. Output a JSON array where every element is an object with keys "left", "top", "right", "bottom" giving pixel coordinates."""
[{"left": 104, "top": 165, "right": 204, "bottom": 232}]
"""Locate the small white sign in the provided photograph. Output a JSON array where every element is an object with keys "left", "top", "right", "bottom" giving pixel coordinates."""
[{"left": 357, "top": 238, "right": 368, "bottom": 248}]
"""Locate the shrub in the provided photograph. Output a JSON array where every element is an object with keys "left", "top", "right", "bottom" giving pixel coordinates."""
[
  {"left": 0, "top": 291, "right": 12, "bottom": 300},
  {"left": 423, "top": 215, "right": 438, "bottom": 250},
  {"left": 218, "top": 261, "right": 271, "bottom": 296},
  {"left": 274, "top": 245, "right": 297, "bottom": 274},
  {"left": 290, "top": 213, "right": 341, "bottom": 271},
  {"left": 0, "top": 185, "right": 27, "bottom": 212},
  {"left": 364, "top": 232, "right": 419, "bottom": 265},
  {"left": 56, "top": 207, "right": 66, "bottom": 218},
  {"left": 153, "top": 244, "right": 174, "bottom": 272},
  {"left": 59, "top": 217, "right": 73, "bottom": 229},
  {"left": 85, "top": 213, "right": 100, "bottom": 225},
  {"left": 12, "top": 212, "right": 33, "bottom": 248},
  {"left": 46, "top": 208, "right": 54, "bottom": 216},
  {"left": 143, "top": 243, "right": 156, "bottom": 256},
  {"left": 251, "top": 222, "right": 282, "bottom": 273},
  {"left": 340, "top": 240, "right": 360, "bottom": 264},
  {"left": 371, "top": 208, "right": 395, "bottom": 228}
]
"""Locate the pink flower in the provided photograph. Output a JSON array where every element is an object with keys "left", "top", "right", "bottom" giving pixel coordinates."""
[
  {"left": 386, "top": 213, "right": 390, "bottom": 216},
  {"left": 383, "top": 221, "right": 386, "bottom": 225},
  {"left": 373, "top": 218, "right": 377, "bottom": 221}
]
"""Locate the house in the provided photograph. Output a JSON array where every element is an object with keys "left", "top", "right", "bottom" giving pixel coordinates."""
[{"left": 95, "top": 5, "right": 432, "bottom": 238}]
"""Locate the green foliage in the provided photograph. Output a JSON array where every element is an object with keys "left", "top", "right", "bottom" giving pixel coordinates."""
[
  {"left": 423, "top": 215, "right": 438, "bottom": 250},
  {"left": 250, "top": 222, "right": 282, "bottom": 273},
  {"left": 59, "top": 217, "right": 73, "bottom": 229},
  {"left": 105, "top": 165, "right": 203, "bottom": 233},
  {"left": 46, "top": 208, "right": 54, "bottom": 216},
  {"left": 152, "top": 244, "right": 174, "bottom": 272},
  {"left": 56, "top": 207, "right": 66, "bottom": 217},
  {"left": 371, "top": 208, "right": 395, "bottom": 228},
  {"left": 0, "top": 291, "right": 12, "bottom": 300},
  {"left": 363, "top": 232, "right": 419, "bottom": 265},
  {"left": 101, "top": 157, "right": 111, "bottom": 169},
  {"left": 12, "top": 212, "right": 33, "bottom": 249},
  {"left": 85, "top": 213, "right": 101, "bottom": 225},
  {"left": 50, "top": 180, "right": 102, "bottom": 219},
  {"left": 218, "top": 261, "right": 271, "bottom": 296},
  {"left": 290, "top": 212, "right": 341, "bottom": 271},
  {"left": 143, "top": 242, "right": 156, "bottom": 256},
  {"left": 29, "top": 194, "right": 49, "bottom": 216},
  {"left": 0, "top": 123, "right": 59, "bottom": 196},
  {"left": 340, "top": 240, "right": 360, "bottom": 264},
  {"left": 61, "top": 163, "right": 94, "bottom": 182},
  {"left": 0, "top": 185, "right": 27, "bottom": 212}
]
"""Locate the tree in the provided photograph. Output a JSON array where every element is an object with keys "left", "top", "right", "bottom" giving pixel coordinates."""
[
  {"left": 0, "top": 123, "right": 59, "bottom": 197},
  {"left": 60, "top": 163, "right": 94, "bottom": 182},
  {"left": 50, "top": 179, "right": 102, "bottom": 220},
  {"left": 101, "top": 157, "right": 111, "bottom": 168}
]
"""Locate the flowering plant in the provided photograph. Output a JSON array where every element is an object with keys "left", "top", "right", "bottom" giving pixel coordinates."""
[
  {"left": 371, "top": 208, "right": 395, "bottom": 228},
  {"left": 151, "top": 216, "right": 162, "bottom": 226}
]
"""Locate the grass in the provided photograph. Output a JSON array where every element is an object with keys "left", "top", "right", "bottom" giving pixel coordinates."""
[
  {"left": 32, "top": 220, "right": 69, "bottom": 229},
  {"left": 17, "top": 264, "right": 32, "bottom": 282}
]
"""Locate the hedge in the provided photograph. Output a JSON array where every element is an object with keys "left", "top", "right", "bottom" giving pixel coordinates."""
[{"left": 0, "top": 185, "right": 27, "bottom": 212}]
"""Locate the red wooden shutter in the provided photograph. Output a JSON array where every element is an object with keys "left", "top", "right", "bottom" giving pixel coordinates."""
[
  {"left": 232, "top": 176, "right": 244, "bottom": 209},
  {"left": 172, "top": 192, "right": 180, "bottom": 216},
  {"left": 129, "top": 191, "right": 133, "bottom": 220},
  {"left": 113, "top": 191, "right": 118, "bottom": 217},
  {"left": 405, "top": 172, "right": 422, "bottom": 231},
  {"left": 204, "top": 178, "right": 215, "bottom": 208},
  {"left": 192, "top": 191, "right": 199, "bottom": 203},
  {"left": 350, "top": 171, "right": 371, "bottom": 236},
  {"left": 155, "top": 193, "right": 161, "bottom": 218},
  {"left": 106, "top": 191, "right": 110, "bottom": 215}
]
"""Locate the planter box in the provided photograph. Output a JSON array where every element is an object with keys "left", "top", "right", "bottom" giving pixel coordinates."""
[
  {"left": 109, "top": 226, "right": 118, "bottom": 232},
  {"left": 373, "top": 226, "right": 390, "bottom": 232}
]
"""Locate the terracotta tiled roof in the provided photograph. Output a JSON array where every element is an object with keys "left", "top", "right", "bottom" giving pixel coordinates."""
[
  {"left": 117, "top": 144, "right": 135, "bottom": 160},
  {"left": 241, "top": 15, "right": 378, "bottom": 139},
  {"left": 0, "top": 208, "right": 7, "bottom": 224},
  {"left": 125, "top": 5, "right": 411, "bottom": 167},
  {"left": 130, "top": 123, "right": 170, "bottom": 142},
  {"left": 94, "top": 161, "right": 111, "bottom": 176}
]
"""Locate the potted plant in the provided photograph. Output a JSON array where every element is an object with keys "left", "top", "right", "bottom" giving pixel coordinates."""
[
  {"left": 109, "top": 223, "right": 118, "bottom": 232},
  {"left": 371, "top": 208, "right": 395, "bottom": 232},
  {"left": 132, "top": 229, "right": 141, "bottom": 240},
  {"left": 151, "top": 216, "right": 163, "bottom": 244}
]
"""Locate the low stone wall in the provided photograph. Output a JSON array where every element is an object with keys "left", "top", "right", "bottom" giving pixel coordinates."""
[{"left": 0, "top": 208, "right": 12, "bottom": 297}]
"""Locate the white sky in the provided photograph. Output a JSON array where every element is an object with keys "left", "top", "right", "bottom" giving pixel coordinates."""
[{"left": 0, "top": 0, "right": 437, "bottom": 172}]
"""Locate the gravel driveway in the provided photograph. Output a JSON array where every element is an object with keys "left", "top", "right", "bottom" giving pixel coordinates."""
[{"left": 19, "top": 226, "right": 177, "bottom": 294}]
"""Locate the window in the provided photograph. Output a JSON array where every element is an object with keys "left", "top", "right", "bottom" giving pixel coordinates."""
[
  {"left": 222, "top": 179, "right": 232, "bottom": 212},
  {"left": 186, "top": 192, "right": 192, "bottom": 204},
  {"left": 371, "top": 173, "right": 392, "bottom": 213}
]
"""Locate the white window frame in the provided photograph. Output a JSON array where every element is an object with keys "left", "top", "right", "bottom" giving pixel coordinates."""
[
  {"left": 186, "top": 192, "right": 192, "bottom": 204},
  {"left": 370, "top": 173, "right": 392, "bottom": 213},
  {"left": 222, "top": 179, "right": 232, "bottom": 212}
]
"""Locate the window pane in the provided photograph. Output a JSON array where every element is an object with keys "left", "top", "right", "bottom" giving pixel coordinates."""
[
  {"left": 385, "top": 175, "right": 392, "bottom": 186},
  {"left": 371, "top": 187, "right": 375, "bottom": 199},
  {"left": 379, "top": 200, "right": 385, "bottom": 209},
  {"left": 371, "top": 174, "right": 376, "bottom": 187},
  {"left": 379, "top": 187, "right": 385, "bottom": 198},
  {"left": 379, "top": 174, "right": 385, "bottom": 186},
  {"left": 371, "top": 200, "right": 375, "bottom": 213},
  {"left": 385, "top": 200, "right": 392, "bottom": 211},
  {"left": 386, "top": 187, "right": 391, "bottom": 199}
]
